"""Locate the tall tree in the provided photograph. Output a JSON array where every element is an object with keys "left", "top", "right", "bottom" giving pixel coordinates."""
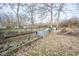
[
  {"left": 56, "top": 3, "right": 64, "bottom": 29},
  {"left": 16, "top": 3, "right": 20, "bottom": 28},
  {"left": 50, "top": 3, "right": 53, "bottom": 29}
]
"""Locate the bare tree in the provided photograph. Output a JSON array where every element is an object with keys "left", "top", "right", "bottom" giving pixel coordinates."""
[
  {"left": 56, "top": 3, "right": 64, "bottom": 29},
  {"left": 50, "top": 3, "right": 53, "bottom": 30},
  {"left": 9, "top": 3, "right": 20, "bottom": 28},
  {"left": 16, "top": 3, "right": 20, "bottom": 28}
]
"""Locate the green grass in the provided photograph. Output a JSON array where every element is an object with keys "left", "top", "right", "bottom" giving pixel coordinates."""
[
  {"left": 0, "top": 28, "right": 27, "bottom": 33},
  {"left": 0, "top": 28, "right": 37, "bottom": 34},
  {"left": 0, "top": 28, "right": 50, "bottom": 34}
]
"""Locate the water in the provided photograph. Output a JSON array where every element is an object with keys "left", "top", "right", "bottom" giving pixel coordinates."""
[
  {"left": 0, "top": 27, "right": 59, "bottom": 38},
  {"left": 37, "top": 28, "right": 50, "bottom": 37},
  {"left": 37, "top": 27, "right": 61, "bottom": 37}
]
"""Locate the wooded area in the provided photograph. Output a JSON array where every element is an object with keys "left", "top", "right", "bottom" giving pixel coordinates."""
[{"left": 0, "top": 3, "right": 79, "bottom": 56}]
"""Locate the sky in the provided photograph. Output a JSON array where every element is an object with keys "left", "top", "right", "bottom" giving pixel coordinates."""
[
  {"left": 0, "top": 3, "right": 79, "bottom": 23},
  {"left": 56, "top": 3, "right": 79, "bottom": 20}
]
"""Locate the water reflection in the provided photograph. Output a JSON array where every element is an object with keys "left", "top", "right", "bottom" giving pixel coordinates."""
[{"left": 37, "top": 28, "right": 50, "bottom": 36}]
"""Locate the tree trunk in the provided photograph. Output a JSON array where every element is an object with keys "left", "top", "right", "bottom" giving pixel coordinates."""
[
  {"left": 56, "top": 3, "right": 64, "bottom": 30},
  {"left": 50, "top": 3, "right": 53, "bottom": 32},
  {"left": 16, "top": 3, "right": 20, "bottom": 28},
  {"left": 30, "top": 4, "right": 34, "bottom": 25}
]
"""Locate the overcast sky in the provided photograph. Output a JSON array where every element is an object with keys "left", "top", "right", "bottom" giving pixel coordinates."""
[{"left": 0, "top": 3, "right": 79, "bottom": 23}]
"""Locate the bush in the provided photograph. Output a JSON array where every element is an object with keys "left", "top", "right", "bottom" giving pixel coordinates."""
[{"left": 59, "top": 17, "right": 79, "bottom": 28}]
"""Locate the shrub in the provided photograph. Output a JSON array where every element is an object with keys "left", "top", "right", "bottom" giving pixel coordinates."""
[{"left": 59, "top": 17, "right": 79, "bottom": 28}]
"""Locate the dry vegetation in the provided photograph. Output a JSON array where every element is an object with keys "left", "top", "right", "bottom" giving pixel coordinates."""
[
  {"left": 15, "top": 32, "right": 79, "bottom": 56},
  {"left": 1, "top": 18, "right": 79, "bottom": 56},
  {"left": 12, "top": 18, "right": 79, "bottom": 56},
  {"left": 0, "top": 33, "right": 42, "bottom": 56},
  {"left": 0, "top": 3, "right": 79, "bottom": 56},
  {"left": 59, "top": 18, "right": 79, "bottom": 28},
  {"left": 57, "top": 18, "right": 79, "bottom": 36}
]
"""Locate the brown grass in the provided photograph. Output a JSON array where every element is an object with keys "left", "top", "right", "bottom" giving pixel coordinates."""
[
  {"left": 15, "top": 32, "right": 79, "bottom": 56},
  {"left": 59, "top": 17, "right": 79, "bottom": 28}
]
